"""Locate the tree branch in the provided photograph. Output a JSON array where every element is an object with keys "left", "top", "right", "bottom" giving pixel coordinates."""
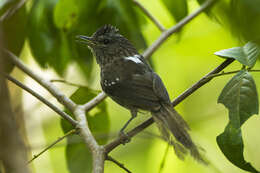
[
  {"left": 27, "top": 129, "right": 77, "bottom": 164},
  {"left": 143, "top": 0, "right": 217, "bottom": 58},
  {"left": 132, "top": 0, "right": 166, "bottom": 32},
  {"left": 82, "top": 92, "right": 107, "bottom": 111},
  {"left": 50, "top": 79, "right": 87, "bottom": 88},
  {"left": 106, "top": 155, "right": 132, "bottom": 173},
  {"left": 0, "top": 0, "right": 27, "bottom": 22},
  {"left": 172, "top": 58, "right": 234, "bottom": 106},
  {"left": 4, "top": 50, "right": 76, "bottom": 112},
  {"left": 4, "top": 50, "right": 104, "bottom": 173},
  {"left": 5, "top": 74, "right": 78, "bottom": 126},
  {"left": 205, "top": 69, "right": 260, "bottom": 79},
  {"left": 73, "top": 106, "right": 105, "bottom": 173}
]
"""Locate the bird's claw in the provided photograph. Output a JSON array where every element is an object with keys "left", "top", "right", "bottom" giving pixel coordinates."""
[{"left": 118, "top": 131, "right": 131, "bottom": 144}]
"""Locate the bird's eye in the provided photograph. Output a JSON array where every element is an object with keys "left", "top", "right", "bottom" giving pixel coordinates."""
[{"left": 103, "top": 39, "right": 110, "bottom": 44}]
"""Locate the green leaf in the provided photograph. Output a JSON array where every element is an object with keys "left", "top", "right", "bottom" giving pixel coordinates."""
[
  {"left": 54, "top": 0, "right": 78, "bottom": 31},
  {"left": 28, "top": 0, "right": 71, "bottom": 75},
  {"left": 217, "top": 70, "right": 259, "bottom": 173},
  {"left": 0, "top": 2, "right": 27, "bottom": 73},
  {"left": 161, "top": 0, "right": 188, "bottom": 22},
  {"left": 214, "top": 42, "right": 260, "bottom": 68},
  {"left": 61, "top": 87, "right": 109, "bottom": 173}
]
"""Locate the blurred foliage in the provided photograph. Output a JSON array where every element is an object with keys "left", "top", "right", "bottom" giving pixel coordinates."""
[
  {"left": 2, "top": 0, "right": 260, "bottom": 172},
  {"left": 0, "top": 1, "right": 27, "bottom": 72},
  {"left": 197, "top": 0, "right": 260, "bottom": 43},
  {"left": 61, "top": 87, "right": 109, "bottom": 173},
  {"left": 161, "top": 0, "right": 188, "bottom": 22}
]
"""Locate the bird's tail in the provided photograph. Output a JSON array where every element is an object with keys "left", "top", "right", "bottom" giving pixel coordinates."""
[{"left": 151, "top": 103, "right": 207, "bottom": 164}]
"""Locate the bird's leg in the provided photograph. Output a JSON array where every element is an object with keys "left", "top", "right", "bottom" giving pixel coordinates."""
[{"left": 119, "top": 109, "right": 137, "bottom": 144}]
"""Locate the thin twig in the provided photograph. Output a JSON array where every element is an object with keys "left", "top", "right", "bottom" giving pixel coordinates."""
[
  {"left": 0, "top": 0, "right": 27, "bottom": 22},
  {"left": 82, "top": 92, "right": 107, "bottom": 111},
  {"left": 206, "top": 69, "right": 260, "bottom": 79},
  {"left": 50, "top": 79, "right": 87, "bottom": 88},
  {"left": 132, "top": 0, "right": 166, "bottom": 32},
  {"left": 158, "top": 144, "right": 170, "bottom": 173},
  {"left": 104, "top": 59, "right": 234, "bottom": 153},
  {"left": 5, "top": 74, "right": 77, "bottom": 126},
  {"left": 27, "top": 129, "right": 77, "bottom": 164},
  {"left": 51, "top": 79, "right": 107, "bottom": 111},
  {"left": 143, "top": 0, "right": 217, "bottom": 58},
  {"left": 4, "top": 50, "right": 77, "bottom": 112},
  {"left": 106, "top": 155, "right": 132, "bottom": 173},
  {"left": 172, "top": 58, "right": 234, "bottom": 106}
]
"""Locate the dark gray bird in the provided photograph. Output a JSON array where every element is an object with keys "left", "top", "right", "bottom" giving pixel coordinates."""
[{"left": 76, "top": 25, "right": 205, "bottom": 163}]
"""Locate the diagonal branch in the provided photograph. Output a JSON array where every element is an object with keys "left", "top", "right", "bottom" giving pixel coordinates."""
[
  {"left": 0, "top": 0, "right": 27, "bottom": 22},
  {"left": 106, "top": 155, "right": 132, "bottom": 173},
  {"left": 4, "top": 50, "right": 77, "bottom": 112},
  {"left": 5, "top": 74, "right": 78, "bottom": 126},
  {"left": 82, "top": 92, "right": 107, "bottom": 111},
  {"left": 143, "top": 0, "right": 217, "bottom": 58},
  {"left": 132, "top": 0, "right": 166, "bottom": 32},
  {"left": 27, "top": 129, "right": 77, "bottom": 164},
  {"left": 172, "top": 58, "right": 234, "bottom": 106}
]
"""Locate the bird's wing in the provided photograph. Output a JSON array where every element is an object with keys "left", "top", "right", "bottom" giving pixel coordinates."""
[{"left": 101, "top": 56, "right": 171, "bottom": 111}]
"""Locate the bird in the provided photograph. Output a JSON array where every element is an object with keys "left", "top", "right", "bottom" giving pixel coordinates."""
[{"left": 76, "top": 24, "right": 206, "bottom": 163}]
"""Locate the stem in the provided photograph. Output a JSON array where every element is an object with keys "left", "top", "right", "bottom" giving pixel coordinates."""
[
  {"left": 206, "top": 69, "right": 260, "bottom": 78},
  {"left": 172, "top": 58, "right": 234, "bottom": 106},
  {"left": 106, "top": 155, "right": 132, "bottom": 173},
  {"left": 132, "top": 0, "right": 166, "bottom": 32},
  {"left": 27, "top": 129, "right": 77, "bottom": 164},
  {"left": 4, "top": 50, "right": 77, "bottom": 112},
  {"left": 5, "top": 74, "right": 77, "bottom": 126},
  {"left": 82, "top": 92, "right": 107, "bottom": 111},
  {"left": 50, "top": 79, "right": 87, "bottom": 88},
  {"left": 143, "top": 0, "right": 217, "bottom": 58}
]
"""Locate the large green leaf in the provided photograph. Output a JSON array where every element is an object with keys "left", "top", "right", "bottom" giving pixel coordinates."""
[
  {"left": 61, "top": 87, "right": 109, "bottom": 173},
  {"left": 28, "top": 0, "right": 71, "bottom": 75},
  {"left": 217, "top": 70, "right": 259, "bottom": 173},
  {"left": 214, "top": 42, "right": 260, "bottom": 68},
  {"left": 161, "top": 0, "right": 188, "bottom": 22}
]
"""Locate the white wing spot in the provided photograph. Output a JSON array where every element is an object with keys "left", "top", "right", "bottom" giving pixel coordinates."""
[
  {"left": 125, "top": 55, "right": 142, "bottom": 64},
  {"left": 116, "top": 77, "right": 119, "bottom": 81}
]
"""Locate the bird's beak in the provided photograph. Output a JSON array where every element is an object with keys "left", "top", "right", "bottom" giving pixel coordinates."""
[{"left": 75, "top": 35, "right": 95, "bottom": 46}]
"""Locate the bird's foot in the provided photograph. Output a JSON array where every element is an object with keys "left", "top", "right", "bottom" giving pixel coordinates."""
[{"left": 118, "top": 131, "right": 131, "bottom": 145}]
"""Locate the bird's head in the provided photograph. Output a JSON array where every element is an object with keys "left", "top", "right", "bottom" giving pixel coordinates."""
[{"left": 76, "top": 25, "right": 138, "bottom": 66}]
